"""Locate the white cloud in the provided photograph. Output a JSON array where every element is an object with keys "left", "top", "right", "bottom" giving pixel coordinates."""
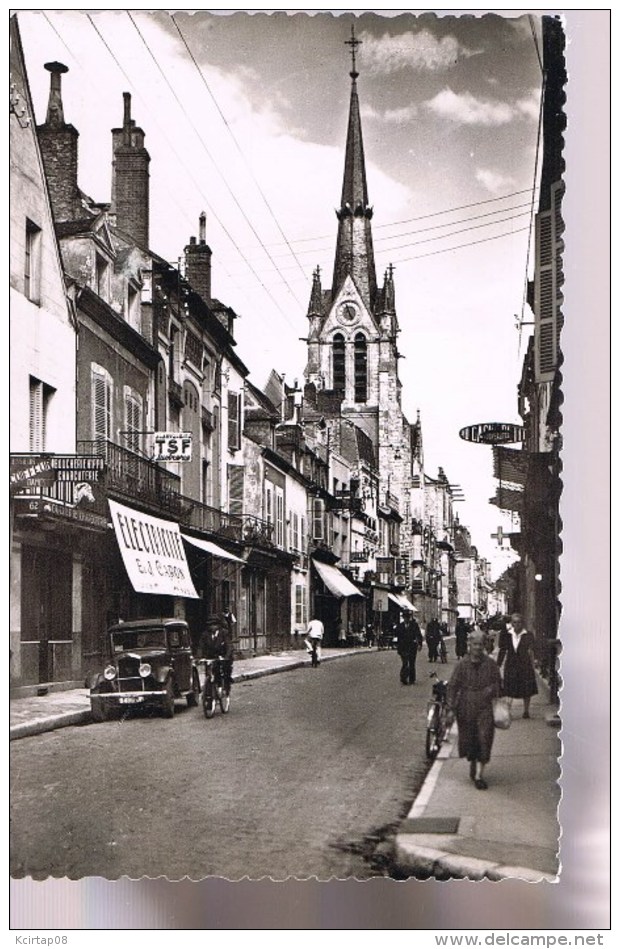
[
  {"left": 475, "top": 167, "right": 516, "bottom": 195},
  {"left": 424, "top": 88, "right": 514, "bottom": 126},
  {"left": 360, "top": 29, "right": 477, "bottom": 74},
  {"left": 515, "top": 90, "right": 541, "bottom": 121},
  {"left": 361, "top": 103, "right": 417, "bottom": 124}
]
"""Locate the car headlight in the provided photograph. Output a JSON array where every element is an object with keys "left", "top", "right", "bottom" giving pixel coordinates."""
[
  {"left": 103, "top": 665, "right": 117, "bottom": 681},
  {"left": 139, "top": 663, "right": 151, "bottom": 678}
]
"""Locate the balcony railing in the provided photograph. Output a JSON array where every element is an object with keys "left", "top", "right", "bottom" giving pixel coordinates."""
[
  {"left": 179, "top": 497, "right": 243, "bottom": 541},
  {"left": 240, "top": 515, "right": 274, "bottom": 548},
  {"left": 77, "top": 440, "right": 182, "bottom": 516},
  {"left": 350, "top": 550, "right": 368, "bottom": 563}
]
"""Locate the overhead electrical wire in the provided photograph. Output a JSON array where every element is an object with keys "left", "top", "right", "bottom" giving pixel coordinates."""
[
  {"left": 169, "top": 12, "right": 309, "bottom": 286},
  {"left": 39, "top": 11, "right": 251, "bottom": 309},
  {"left": 84, "top": 13, "right": 302, "bottom": 333},
  {"left": 126, "top": 11, "right": 306, "bottom": 314}
]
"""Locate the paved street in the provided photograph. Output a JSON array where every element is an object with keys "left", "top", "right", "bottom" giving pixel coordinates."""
[{"left": 10, "top": 649, "right": 449, "bottom": 881}]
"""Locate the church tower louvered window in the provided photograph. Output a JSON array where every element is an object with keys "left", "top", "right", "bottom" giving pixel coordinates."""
[
  {"left": 354, "top": 332, "right": 367, "bottom": 402},
  {"left": 332, "top": 333, "right": 345, "bottom": 395}
]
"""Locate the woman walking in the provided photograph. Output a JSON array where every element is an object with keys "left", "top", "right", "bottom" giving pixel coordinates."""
[
  {"left": 447, "top": 628, "right": 502, "bottom": 790},
  {"left": 497, "top": 613, "right": 538, "bottom": 719}
]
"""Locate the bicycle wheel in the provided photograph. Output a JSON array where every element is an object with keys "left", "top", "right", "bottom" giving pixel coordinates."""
[
  {"left": 425, "top": 707, "right": 441, "bottom": 759},
  {"left": 202, "top": 681, "right": 216, "bottom": 719}
]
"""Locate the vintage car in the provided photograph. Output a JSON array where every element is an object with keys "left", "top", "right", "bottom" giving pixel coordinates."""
[{"left": 89, "top": 618, "right": 200, "bottom": 721}]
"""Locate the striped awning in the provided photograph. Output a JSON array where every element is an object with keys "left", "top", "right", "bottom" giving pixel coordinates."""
[{"left": 312, "top": 560, "right": 363, "bottom": 598}]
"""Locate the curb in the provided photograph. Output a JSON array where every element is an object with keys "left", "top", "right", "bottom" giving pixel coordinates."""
[
  {"left": 391, "top": 690, "right": 560, "bottom": 881},
  {"left": 10, "top": 651, "right": 352, "bottom": 740}
]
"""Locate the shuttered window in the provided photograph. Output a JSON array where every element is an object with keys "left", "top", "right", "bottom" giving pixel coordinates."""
[
  {"left": 291, "top": 512, "right": 300, "bottom": 551},
  {"left": 227, "top": 464, "right": 244, "bottom": 517},
  {"left": 332, "top": 333, "right": 345, "bottom": 395},
  {"left": 124, "top": 387, "right": 143, "bottom": 454},
  {"left": 228, "top": 391, "right": 241, "bottom": 451},
  {"left": 301, "top": 515, "right": 307, "bottom": 554},
  {"left": 312, "top": 497, "right": 325, "bottom": 540},
  {"left": 295, "top": 583, "right": 306, "bottom": 626},
  {"left": 275, "top": 487, "right": 284, "bottom": 547},
  {"left": 534, "top": 181, "right": 563, "bottom": 383},
  {"left": 92, "top": 364, "right": 113, "bottom": 441},
  {"left": 354, "top": 333, "right": 368, "bottom": 402}
]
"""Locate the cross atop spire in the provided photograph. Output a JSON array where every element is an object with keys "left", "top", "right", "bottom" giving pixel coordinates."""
[{"left": 345, "top": 22, "right": 361, "bottom": 79}]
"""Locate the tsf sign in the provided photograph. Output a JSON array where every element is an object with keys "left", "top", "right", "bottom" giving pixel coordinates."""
[{"left": 153, "top": 432, "right": 193, "bottom": 462}]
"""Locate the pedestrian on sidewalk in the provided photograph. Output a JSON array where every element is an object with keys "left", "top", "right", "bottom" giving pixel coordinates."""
[
  {"left": 425, "top": 617, "right": 441, "bottom": 663},
  {"left": 396, "top": 610, "right": 424, "bottom": 685},
  {"left": 305, "top": 617, "right": 324, "bottom": 665},
  {"left": 455, "top": 618, "right": 469, "bottom": 659},
  {"left": 447, "top": 628, "right": 502, "bottom": 790},
  {"left": 497, "top": 612, "right": 538, "bottom": 719}
]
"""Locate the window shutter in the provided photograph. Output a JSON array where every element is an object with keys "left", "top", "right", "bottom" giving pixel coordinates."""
[
  {"left": 275, "top": 488, "right": 284, "bottom": 546},
  {"left": 301, "top": 515, "right": 307, "bottom": 554},
  {"left": 227, "top": 464, "right": 244, "bottom": 517},
  {"left": 29, "top": 378, "right": 43, "bottom": 451},
  {"left": 124, "top": 388, "right": 143, "bottom": 453},
  {"left": 228, "top": 391, "right": 240, "bottom": 451},
  {"left": 534, "top": 196, "right": 560, "bottom": 382},
  {"left": 92, "top": 366, "right": 112, "bottom": 441}
]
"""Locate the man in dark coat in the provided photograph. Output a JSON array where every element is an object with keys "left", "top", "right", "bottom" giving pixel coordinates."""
[
  {"left": 447, "top": 629, "right": 502, "bottom": 789},
  {"left": 425, "top": 618, "right": 441, "bottom": 662},
  {"left": 198, "top": 616, "right": 234, "bottom": 693},
  {"left": 396, "top": 610, "right": 424, "bottom": 684}
]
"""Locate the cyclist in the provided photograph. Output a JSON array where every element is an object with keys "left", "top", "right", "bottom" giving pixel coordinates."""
[
  {"left": 198, "top": 615, "right": 234, "bottom": 694},
  {"left": 305, "top": 617, "right": 324, "bottom": 666}
]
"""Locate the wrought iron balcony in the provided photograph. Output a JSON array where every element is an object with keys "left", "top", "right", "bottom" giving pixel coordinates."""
[
  {"left": 350, "top": 550, "right": 368, "bottom": 563},
  {"left": 179, "top": 497, "right": 243, "bottom": 541},
  {"left": 77, "top": 440, "right": 182, "bottom": 516},
  {"left": 240, "top": 515, "right": 275, "bottom": 548}
]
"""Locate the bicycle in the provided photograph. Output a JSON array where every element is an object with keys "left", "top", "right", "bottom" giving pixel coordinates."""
[
  {"left": 198, "top": 657, "right": 231, "bottom": 719},
  {"left": 425, "top": 671, "right": 452, "bottom": 759},
  {"left": 305, "top": 637, "right": 321, "bottom": 667}
]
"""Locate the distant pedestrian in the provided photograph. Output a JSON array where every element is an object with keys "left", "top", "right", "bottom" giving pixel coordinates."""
[
  {"left": 497, "top": 613, "right": 538, "bottom": 719},
  {"left": 447, "top": 628, "right": 502, "bottom": 789},
  {"left": 426, "top": 618, "right": 441, "bottom": 663},
  {"left": 305, "top": 617, "right": 324, "bottom": 665},
  {"left": 366, "top": 623, "right": 375, "bottom": 648},
  {"left": 336, "top": 619, "right": 346, "bottom": 647},
  {"left": 455, "top": 619, "right": 469, "bottom": 659},
  {"left": 396, "top": 610, "right": 424, "bottom": 685}
]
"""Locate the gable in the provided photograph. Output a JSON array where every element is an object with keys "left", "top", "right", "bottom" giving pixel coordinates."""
[{"left": 321, "top": 275, "right": 378, "bottom": 340}]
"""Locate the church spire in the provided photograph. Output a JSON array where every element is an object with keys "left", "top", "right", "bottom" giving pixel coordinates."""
[{"left": 332, "top": 24, "right": 377, "bottom": 309}]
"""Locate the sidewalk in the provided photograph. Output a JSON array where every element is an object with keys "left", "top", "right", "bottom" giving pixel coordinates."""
[
  {"left": 392, "top": 673, "right": 562, "bottom": 882},
  {"left": 9, "top": 645, "right": 361, "bottom": 741}
]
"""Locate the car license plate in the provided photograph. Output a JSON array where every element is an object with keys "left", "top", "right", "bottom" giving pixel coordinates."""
[{"left": 119, "top": 696, "right": 144, "bottom": 704}]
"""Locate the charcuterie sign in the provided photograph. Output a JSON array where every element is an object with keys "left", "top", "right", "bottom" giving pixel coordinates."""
[{"left": 459, "top": 423, "right": 525, "bottom": 445}]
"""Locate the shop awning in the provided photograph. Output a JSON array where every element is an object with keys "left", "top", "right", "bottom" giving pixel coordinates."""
[
  {"left": 181, "top": 534, "right": 245, "bottom": 564},
  {"left": 108, "top": 499, "right": 198, "bottom": 598},
  {"left": 312, "top": 559, "right": 363, "bottom": 598},
  {"left": 388, "top": 592, "right": 418, "bottom": 612}
]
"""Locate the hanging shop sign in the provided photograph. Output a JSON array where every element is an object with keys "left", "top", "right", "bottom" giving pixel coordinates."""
[
  {"left": 459, "top": 423, "right": 525, "bottom": 445},
  {"left": 109, "top": 499, "right": 198, "bottom": 598},
  {"left": 372, "top": 588, "right": 389, "bottom": 612},
  {"left": 153, "top": 432, "right": 193, "bottom": 462},
  {"left": 10, "top": 454, "right": 105, "bottom": 494}
]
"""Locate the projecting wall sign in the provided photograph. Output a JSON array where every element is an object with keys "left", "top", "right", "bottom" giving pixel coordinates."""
[{"left": 459, "top": 423, "right": 525, "bottom": 445}]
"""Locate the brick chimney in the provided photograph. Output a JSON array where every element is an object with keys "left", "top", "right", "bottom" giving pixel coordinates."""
[
  {"left": 111, "top": 92, "right": 150, "bottom": 248},
  {"left": 37, "top": 62, "right": 81, "bottom": 223},
  {"left": 184, "top": 212, "right": 212, "bottom": 303}
]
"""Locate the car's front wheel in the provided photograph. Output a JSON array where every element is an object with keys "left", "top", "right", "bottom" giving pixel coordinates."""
[{"left": 162, "top": 679, "right": 175, "bottom": 718}]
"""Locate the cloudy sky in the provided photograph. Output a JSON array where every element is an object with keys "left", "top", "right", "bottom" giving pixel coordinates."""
[{"left": 16, "top": 9, "right": 546, "bottom": 576}]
